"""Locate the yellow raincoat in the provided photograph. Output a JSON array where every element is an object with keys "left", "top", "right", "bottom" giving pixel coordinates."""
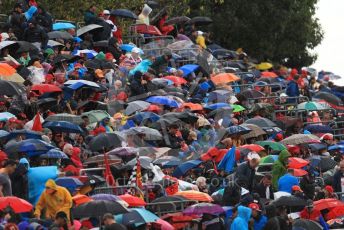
[{"left": 34, "top": 179, "right": 73, "bottom": 220}]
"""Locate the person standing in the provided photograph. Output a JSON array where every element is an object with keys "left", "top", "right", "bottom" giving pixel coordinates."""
[
  {"left": 272, "top": 150, "right": 291, "bottom": 191},
  {"left": 236, "top": 152, "right": 261, "bottom": 192},
  {"left": 278, "top": 169, "right": 299, "bottom": 193},
  {"left": 333, "top": 160, "right": 344, "bottom": 200},
  {"left": 230, "top": 205, "right": 252, "bottom": 230},
  {"left": 254, "top": 174, "right": 274, "bottom": 200},
  {"left": 0, "top": 160, "right": 17, "bottom": 197},
  {"left": 286, "top": 75, "right": 300, "bottom": 104}
]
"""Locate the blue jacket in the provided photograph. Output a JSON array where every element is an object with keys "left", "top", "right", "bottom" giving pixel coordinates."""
[
  {"left": 253, "top": 215, "right": 267, "bottom": 230},
  {"left": 230, "top": 206, "right": 252, "bottom": 230},
  {"left": 286, "top": 80, "right": 299, "bottom": 103},
  {"left": 278, "top": 173, "right": 299, "bottom": 193}
]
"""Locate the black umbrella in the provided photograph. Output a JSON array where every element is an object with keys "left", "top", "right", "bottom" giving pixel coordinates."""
[
  {"left": 72, "top": 200, "right": 129, "bottom": 218},
  {"left": 162, "top": 111, "right": 199, "bottom": 124},
  {"left": 244, "top": 117, "right": 277, "bottom": 128},
  {"left": 293, "top": 219, "right": 322, "bottom": 230},
  {"left": 239, "top": 89, "right": 265, "bottom": 99},
  {"left": 164, "top": 16, "right": 191, "bottom": 25},
  {"left": 107, "top": 100, "right": 125, "bottom": 116},
  {"left": 85, "top": 175, "right": 106, "bottom": 186},
  {"left": 310, "top": 156, "right": 337, "bottom": 172},
  {"left": 313, "top": 91, "right": 343, "bottom": 106},
  {"left": 53, "top": 54, "right": 77, "bottom": 65},
  {"left": 225, "top": 125, "right": 252, "bottom": 136},
  {"left": 16, "top": 41, "right": 39, "bottom": 53},
  {"left": 93, "top": 40, "right": 109, "bottom": 47},
  {"left": 77, "top": 24, "right": 103, "bottom": 37},
  {"left": 47, "top": 31, "right": 73, "bottom": 40},
  {"left": 208, "top": 107, "right": 233, "bottom": 118},
  {"left": 84, "top": 59, "right": 114, "bottom": 69},
  {"left": 187, "top": 16, "right": 213, "bottom": 26},
  {"left": 77, "top": 101, "right": 108, "bottom": 112},
  {"left": 37, "top": 98, "right": 57, "bottom": 110},
  {"left": 0, "top": 80, "right": 26, "bottom": 96},
  {"left": 273, "top": 196, "right": 307, "bottom": 208},
  {"left": 88, "top": 133, "right": 123, "bottom": 152},
  {"left": 110, "top": 9, "right": 137, "bottom": 20},
  {"left": 249, "top": 103, "right": 274, "bottom": 114}
]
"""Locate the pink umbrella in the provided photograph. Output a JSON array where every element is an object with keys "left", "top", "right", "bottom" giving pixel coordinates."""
[{"left": 156, "top": 219, "right": 175, "bottom": 230}]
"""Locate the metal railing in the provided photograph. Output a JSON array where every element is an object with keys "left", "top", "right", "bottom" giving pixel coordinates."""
[{"left": 146, "top": 200, "right": 198, "bottom": 216}]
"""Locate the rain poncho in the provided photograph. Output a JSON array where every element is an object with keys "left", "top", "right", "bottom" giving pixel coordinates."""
[
  {"left": 129, "top": 59, "right": 152, "bottom": 76},
  {"left": 136, "top": 4, "right": 152, "bottom": 25},
  {"left": 230, "top": 205, "right": 252, "bottom": 230},
  {"left": 272, "top": 150, "right": 291, "bottom": 190}
]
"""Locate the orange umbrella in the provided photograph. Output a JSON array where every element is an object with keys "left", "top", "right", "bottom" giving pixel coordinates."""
[
  {"left": 288, "top": 157, "right": 309, "bottom": 169},
  {"left": 182, "top": 103, "right": 203, "bottom": 111},
  {"left": 0, "top": 63, "right": 16, "bottom": 76},
  {"left": 240, "top": 144, "right": 265, "bottom": 152},
  {"left": 72, "top": 194, "right": 93, "bottom": 206},
  {"left": 211, "top": 73, "right": 240, "bottom": 85},
  {"left": 261, "top": 71, "right": 278, "bottom": 78},
  {"left": 175, "top": 190, "right": 213, "bottom": 202},
  {"left": 163, "top": 76, "right": 187, "bottom": 85},
  {"left": 291, "top": 168, "right": 308, "bottom": 177},
  {"left": 119, "top": 194, "right": 146, "bottom": 207}
]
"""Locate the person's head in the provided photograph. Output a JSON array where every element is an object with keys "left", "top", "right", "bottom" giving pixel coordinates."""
[
  {"left": 43, "top": 128, "right": 53, "bottom": 140},
  {"left": 292, "top": 185, "right": 303, "bottom": 195},
  {"left": 324, "top": 185, "right": 334, "bottom": 197},
  {"left": 293, "top": 74, "right": 299, "bottom": 81},
  {"left": 306, "top": 199, "right": 314, "bottom": 212},
  {"left": 221, "top": 138, "right": 233, "bottom": 148},
  {"left": 89, "top": 5, "right": 97, "bottom": 13},
  {"left": 247, "top": 152, "right": 261, "bottom": 169},
  {"left": 248, "top": 203, "right": 261, "bottom": 218},
  {"left": 262, "top": 174, "right": 272, "bottom": 187},
  {"left": 55, "top": 211, "right": 68, "bottom": 226},
  {"left": 82, "top": 115, "right": 90, "bottom": 126},
  {"left": 103, "top": 213, "right": 115, "bottom": 226},
  {"left": 14, "top": 3, "right": 23, "bottom": 13},
  {"left": 168, "top": 124, "right": 179, "bottom": 135},
  {"left": 131, "top": 47, "right": 141, "bottom": 59},
  {"left": 114, "top": 80, "right": 122, "bottom": 89},
  {"left": 196, "top": 176, "right": 207, "bottom": 189},
  {"left": 2, "top": 159, "right": 17, "bottom": 175},
  {"left": 63, "top": 143, "right": 74, "bottom": 156},
  {"left": 103, "top": 117, "right": 110, "bottom": 125},
  {"left": 45, "top": 179, "right": 58, "bottom": 195},
  {"left": 103, "top": 10, "right": 110, "bottom": 20}
]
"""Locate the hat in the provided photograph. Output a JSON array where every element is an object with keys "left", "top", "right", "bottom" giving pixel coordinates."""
[
  {"left": 95, "top": 69, "right": 104, "bottom": 78},
  {"left": 96, "top": 51, "right": 106, "bottom": 60},
  {"left": 45, "top": 74, "right": 54, "bottom": 82},
  {"left": 197, "top": 117, "right": 210, "bottom": 127},
  {"left": 189, "top": 131, "right": 197, "bottom": 141},
  {"left": 321, "top": 133, "right": 333, "bottom": 141},
  {"left": 45, "top": 179, "right": 57, "bottom": 190},
  {"left": 248, "top": 203, "right": 261, "bottom": 211},
  {"left": 44, "top": 48, "right": 54, "bottom": 56},
  {"left": 280, "top": 93, "right": 288, "bottom": 98},
  {"left": 247, "top": 152, "right": 261, "bottom": 161},
  {"left": 292, "top": 185, "right": 303, "bottom": 192},
  {"left": 325, "top": 185, "right": 334, "bottom": 193},
  {"left": 8, "top": 117, "right": 20, "bottom": 124},
  {"left": 105, "top": 52, "right": 114, "bottom": 61},
  {"left": 73, "top": 37, "right": 83, "bottom": 43},
  {"left": 197, "top": 31, "right": 204, "bottom": 35},
  {"left": 103, "top": 10, "right": 110, "bottom": 15},
  {"left": 131, "top": 47, "right": 141, "bottom": 54},
  {"left": 275, "top": 133, "right": 283, "bottom": 141}
]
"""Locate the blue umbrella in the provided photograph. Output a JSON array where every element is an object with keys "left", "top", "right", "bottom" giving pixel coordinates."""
[
  {"left": 40, "top": 149, "right": 68, "bottom": 159},
  {"left": 308, "top": 143, "right": 327, "bottom": 152},
  {"left": 64, "top": 80, "right": 100, "bottom": 89},
  {"left": 304, "top": 124, "right": 333, "bottom": 134},
  {"left": 161, "top": 160, "right": 182, "bottom": 168},
  {"left": 146, "top": 96, "right": 180, "bottom": 108},
  {"left": 43, "top": 121, "right": 83, "bottom": 133},
  {"left": 120, "top": 44, "right": 135, "bottom": 52},
  {"left": 4, "top": 139, "right": 55, "bottom": 157},
  {"left": 116, "top": 208, "right": 159, "bottom": 228},
  {"left": 52, "top": 22, "right": 75, "bottom": 31},
  {"left": 73, "top": 49, "right": 98, "bottom": 59},
  {"left": 328, "top": 145, "right": 344, "bottom": 152},
  {"left": 0, "top": 112, "right": 16, "bottom": 122},
  {"left": 172, "top": 160, "right": 202, "bottom": 178},
  {"left": 7, "top": 129, "right": 42, "bottom": 140},
  {"left": 55, "top": 177, "right": 83, "bottom": 193},
  {"left": 204, "top": 103, "right": 231, "bottom": 110},
  {"left": 0, "top": 130, "right": 9, "bottom": 139},
  {"left": 226, "top": 125, "right": 252, "bottom": 136},
  {"left": 179, "top": 64, "right": 199, "bottom": 77},
  {"left": 132, "top": 112, "right": 160, "bottom": 124}
]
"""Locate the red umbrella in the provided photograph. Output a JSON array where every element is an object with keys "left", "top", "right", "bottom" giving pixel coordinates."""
[
  {"left": 119, "top": 194, "right": 146, "bottom": 207},
  {"left": 31, "top": 84, "right": 62, "bottom": 94},
  {"left": 145, "top": 104, "right": 162, "bottom": 113},
  {"left": 133, "top": 24, "right": 162, "bottom": 36},
  {"left": 291, "top": 168, "right": 308, "bottom": 177},
  {"left": 32, "top": 112, "right": 43, "bottom": 132},
  {"left": 240, "top": 144, "right": 265, "bottom": 152},
  {"left": 326, "top": 205, "right": 344, "bottom": 220},
  {"left": 0, "top": 196, "right": 33, "bottom": 213},
  {"left": 261, "top": 71, "right": 278, "bottom": 78},
  {"left": 182, "top": 103, "right": 203, "bottom": 111},
  {"left": 211, "top": 73, "right": 240, "bottom": 85},
  {"left": 163, "top": 76, "right": 187, "bottom": 85},
  {"left": 288, "top": 157, "right": 309, "bottom": 169},
  {"left": 314, "top": 198, "right": 344, "bottom": 211}
]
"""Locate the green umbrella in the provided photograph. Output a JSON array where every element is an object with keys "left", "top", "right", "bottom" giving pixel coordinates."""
[
  {"left": 297, "top": 101, "right": 327, "bottom": 111},
  {"left": 260, "top": 155, "right": 278, "bottom": 165},
  {"left": 232, "top": 104, "right": 246, "bottom": 112},
  {"left": 256, "top": 141, "right": 286, "bottom": 151},
  {"left": 82, "top": 110, "right": 110, "bottom": 123}
]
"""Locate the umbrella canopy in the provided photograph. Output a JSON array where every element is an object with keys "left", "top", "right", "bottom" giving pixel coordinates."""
[
  {"left": 273, "top": 195, "right": 307, "bottom": 208},
  {"left": 146, "top": 96, "right": 180, "bottom": 108},
  {"left": 110, "top": 9, "right": 138, "bottom": 19},
  {"left": 126, "top": 157, "right": 153, "bottom": 170},
  {"left": 293, "top": 219, "right": 322, "bottom": 230},
  {"left": 88, "top": 133, "right": 123, "bottom": 152},
  {"left": 43, "top": 121, "right": 83, "bottom": 133},
  {"left": 0, "top": 63, "right": 16, "bottom": 76},
  {"left": 241, "top": 124, "right": 267, "bottom": 139},
  {"left": 175, "top": 191, "right": 213, "bottom": 202},
  {"left": 31, "top": 84, "right": 62, "bottom": 94},
  {"left": 7, "top": 129, "right": 42, "bottom": 140},
  {"left": 0, "top": 80, "right": 26, "bottom": 96},
  {"left": 0, "top": 41, "right": 17, "bottom": 50},
  {"left": 249, "top": 103, "right": 274, "bottom": 114},
  {"left": 47, "top": 40, "right": 64, "bottom": 47},
  {"left": 204, "top": 103, "right": 231, "bottom": 110},
  {"left": 240, "top": 89, "right": 265, "bottom": 99},
  {"left": 133, "top": 24, "right": 162, "bottom": 36},
  {"left": 52, "top": 22, "right": 75, "bottom": 30},
  {"left": 108, "top": 147, "right": 138, "bottom": 157},
  {"left": 304, "top": 124, "right": 333, "bottom": 134},
  {"left": 0, "top": 73, "right": 25, "bottom": 83},
  {"left": 84, "top": 154, "right": 121, "bottom": 166},
  {"left": 45, "top": 113, "right": 83, "bottom": 124},
  {"left": 310, "top": 156, "right": 337, "bottom": 172},
  {"left": 16, "top": 41, "right": 39, "bottom": 53},
  {"left": 261, "top": 71, "right": 278, "bottom": 78},
  {"left": 259, "top": 155, "right": 279, "bottom": 164},
  {"left": 208, "top": 90, "right": 232, "bottom": 103},
  {"left": 288, "top": 157, "right": 309, "bottom": 169},
  {"left": 255, "top": 141, "right": 286, "bottom": 151},
  {"left": 187, "top": 16, "right": 213, "bottom": 26},
  {"left": 211, "top": 73, "right": 240, "bottom": 85},
  {"left": 297, "top": 101, "right": 326, "bottom": 111},
  {"left": 241, "top": 144, "right": 265, "bottom": 152},
  {"left": 314, "top": 198, "right": 344, "bottom": 211},
  {"left": 172, "top": 160, "right": 202, "bottom": 178},
  {"left": 81, "top": 110, "right": 110, "bottom": 124},
  {"left": 245, "top": 117, "right": 277, "bottom": 128},
  {"left": 162, "top": 76, "right": 187, "bottom": 85},
  {"left": 73, "top": 195, "right": 93, "bottom": 207},
  {"left": 77, "top": 24, "right": 103, "bottom": 37},
  {"left": 4, "top": 139, "right": 55, "bottom": 157},
  {"left": 65, "top": 80, "right": 100, "bottom": 88},
  {"left": 116, "top": 208, "right": 159, "bottom": 227},
  {"left": 256, "top": 62, "right": 273, "bottom": 70},
  {"left": 73, "top": 200, "right": 129, "bottom": 218},
  {"left": 123, "top": 127, "right": 162, "bottom": 141},
  {"left": 55, "top": 177, "right": 83, "bottom": 193},
  {"left": 0, "top": 112, "right": 16, "bottom": 122},
  {"left": 326, "top": 206, "right": 344, "bottom": 220},
  {"left": 182, "top": 103, "right": 203, "bottom": 111},
  {"left": 313, "top": 92, "right": 342, "bottom": 106},
  {"left": 178, "top": 64, "right": 199, "bottom": 76},
  {"left": 48, "top": 31, "right": 73, "bottom": 40},
  {"left": 165, "top": 16, "right": 191, "bottom": 25},
  {"left": 292, "top": 168, "right": 308, "bottom": 177},
  {"left": 183, "top": 203, "right": 224, "bottom": 215},
  {"left": 225, "top": 125, "right": 252, "bottom": 136},
  {"left": 0, "top": 196, "right": 33, "bottom": 213},
  {"left": 119, "top": 194, "right": 146, "bottom": 207},
  {"left": 280, "top": 134, "right": 320, "bottom": 145},
  {"left": 153, "top": 156, "right": 180, "bottom": 165},
  {"left": 125, "top": 101, "right": 151, "bottom": 116},
  {"left": 91, "top": 194, "right": 127, "bottom": 205},
  {"left": 40, "top": 148, "right": 68, "bottom": 159}
]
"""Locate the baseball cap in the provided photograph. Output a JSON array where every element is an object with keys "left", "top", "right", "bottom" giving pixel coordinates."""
[
  {"left": 248, "top": 203, "right": 261, "bottom": 211},
  {"left": 95, "top": 69, "right": 104, "bottom": 78},
  {"left": 292, "top": 185, "right": 303, "bottom": 192},
  {"left": 325, "top": 185, "right": 334, "bottom": 193},
  {"left": 103, "top": 10, "right": 110, "bottom": 15},
  {"left": 197, "top": 31, "right": 204, "bottom": 35}
]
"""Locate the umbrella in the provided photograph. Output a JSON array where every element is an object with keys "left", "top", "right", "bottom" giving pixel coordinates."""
[
  {"left": 55, "top": 177, "right": 83, "bottom": 193},
  {"left": 313, "top": 92, "right": 342, "bottom": 106},
  {"left": 326, "top": 206, "right": 344, "bottom": 220},
  {"left": 183, "top": 203, "right": 224, "bottom": 215},
  {"left": 241, "top": 144, "right": 265, "bottom": 152},
  {"left": 292, "top": 168, "right": 308, "bottom": 177},
  {"left": 304, "top": 124, "right": 333, "bottom": 134},
  {"left": 65, "top": 80, "right": 99, "bottom": 89},
  {"left": 73, "top": 195, "right": 93, "bottom": 207},
  {"left": 293, "top": 219, "right": 322, "bottom": 230},
  {"left": 0, "top": 112, "right": 16, "bottom": 122},
  {"left": 153, "top": 156, "right": 180, "bottom": 165},
  {"left": 119, "top": 194, "right": 146, "bottom": 207},
  {"left": 182, "top": 103, "right": 203, "bottom": 111},
  {"left": 0, "top": 63, "right": 16, "bottom": 76},
  {"left": 255, "top": 141, "right": 286, "bottom": 151},
  {"left": 172, "top": 160, "right": 202, "bottom": 178},
  {"left": 297, "top": 101, "right": 326, "bottom": 111},
  {"left": 91, "top": 194, "right": 128, "bottom": 207},
  {"left": 259, "top": 155, "right": 278, "bottom": 164},
  {"left": 178, "top": 64, "right": 199, "bottom": 76},
  {"left": 240, "top": 89, "right": 265, "bottom": 99},
  {"left": 133, "top": 24, "right": 162, "bottom": 36},
  {"left": 108, "top": 147, "right": 138, "bottom": 157},
  {"left": 77, "top": 24, "right": 103, "bottom": 37},
  {"left": 249, "top": 103, "right": 274, "bottom": 114},
  {"left": 16, "top": 41, "right": 39, "bottom": 53},
  {"left": 204, "top": 103, "right": 231, "bottom": 110},
  {"left": 175, "top": 191, "right": 213, "bottom": 202},
  {"left": 53, "top": 54, "right": 77, "bottom": 65},
  {"left": 211, "top": 73, "right": 240, "bottom": 85},
  {"left": 208, "top": 90, "right": 232, "bottom": 103},
  {"left": 81, "top": 110, "right": 110, "bottom": 123},
  {"left": 187, "top": 16, "right": 213, "bottom": 26},
  {"left": 7, "top": 129, "right": 42, "bottom": 140},
  {"left": 162, "top": 111, "right": 198, "bottom": 124},
  {"left": 52, "top": 22, "right": 75, "bottom": 30},
  {"left": 47, "top": 40, "right": 64, "bottom": 47},
  {"left": 132, "top": 112, "right": 161, "bottom": 124},
  {"left": 126, "top": 157, "right": 153, "bottom": 170},
  {"left": 43, "top": 121, "right": 83, "bottom": 133},
  {"left": 309, "top": 156, "right": 337, "bottom": 172},
  {"left": 84, "top": 59, "right": 114, "bottom": 69},
  {"left": 0, "top": 196, "right": 33, "bottom": 213},
  {"left": 120, "top": 44, "right": 136, "bottom": 52},
  {"left": 328, "top": 145, "right": 344, "bottom": 152},
  {"left": 162, "top": 76, "right": 187, "bottom": 85},
  {"left": 308, "top": 143, "right": 327, "bottom": 152},
  {"left": 110, "top": 9, "right": 137, "bottom": 19},
  {"left": 273, "top": 195, "right": 307, "bottom": 207},
  {"left": 225, "top": 125, "right": 252, "bottom": 136},
  {"left": 45, "top": 113, "right": 83, "bottom": 124},
  {"left": 245, "top": 117, "right": 277, "bottom": 128},
  {"left": 165, "top": 16, "right": 191, "bottom": 25},
  {"left": 241, "top": 124, "right": 266, "bottom": 139},
  {"left": 288, "top": 157, "right": 309, "bottom": 169},
  {"left": 31, "top": 84, "right": 62, "bottom": 94},
  {"left": 0, "top": 80, "right": 26, "bottom": 96},
  {"left": 0, "top": 130, "right": 9, "bottom": 139},
  {"left": 88, "top": 133, "right": 123, "bottom": 152},
  {"left": 232, "top": 104, "right": 246, "bottom": 112},
  {"left": 84, "top": 154, "right": 121, "bottom": 166},
  {"left": 47, "top": 31, "right": 73, "bottom": 40},
  {"left": 256, "top": 62, "right": 273, "bottom": 70},
  {"left": 314, "top": 198, "right": 344, "bottom": 211},
  {"left": 73, "top": 200, "right": 129, "bottom": 218},
  {"left": 125, "top": 101, "right": 151, "bottom": 116},
  {"left": 73, "top": 49, "right": 98, "bottom": 58},
  {"left": 261, "top": 71, "right": 278, "bottom": 78},
  {"left": 0, "top": 41, "right": 17, "bottom": 50},
  {"left": 116, "top": 208, "right": 159, "bottom": 227},
  {"left": 123, "top": 127, "right": 162, "bottom": 141},
  {"left": 146, "top": 96, "right": 180, "bottom": 108},
  {"left": 4, "top": 139, "right": 55, "bottom": 157},
  {"left": 280, "top": 134, "right": 320, "bottom": 145},
  {"left": 40, "top": 149, "right": 68, "bottom": 159},
  {"left": 0, "top": 73, "right": 25, "bottom": 83}
]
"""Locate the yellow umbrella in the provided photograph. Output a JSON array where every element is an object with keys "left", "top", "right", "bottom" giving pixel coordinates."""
[
  {"left": 256, "top": 62, "right": 273, "bottom": 71},
  {"left": 0, "top": 73, "right": 25, "bottom": 83}
]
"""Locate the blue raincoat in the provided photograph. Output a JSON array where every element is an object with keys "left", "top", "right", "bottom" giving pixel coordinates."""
[{"left": 230, "top": 206, "right": 252, "bottom": 230}]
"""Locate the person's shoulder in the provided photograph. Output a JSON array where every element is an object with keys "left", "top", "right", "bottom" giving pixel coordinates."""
[{"left": 105, "top": 223, "right": 127, "bottom": 230}]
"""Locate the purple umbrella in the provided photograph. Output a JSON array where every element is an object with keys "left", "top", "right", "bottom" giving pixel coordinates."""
[
  {"left": 183, "top": 203, "right": 224, "bottom": 215},
  {"left": 91, "top": 194, "right": 129, "bottom": 207}
]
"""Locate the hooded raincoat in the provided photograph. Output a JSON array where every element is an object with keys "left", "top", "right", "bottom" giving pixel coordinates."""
[
  {"left": 230, "top": 205, "right": 252, "bottom": 230},
  {"left": 272, "top": 150, "right": 291, "bottom": 191}
]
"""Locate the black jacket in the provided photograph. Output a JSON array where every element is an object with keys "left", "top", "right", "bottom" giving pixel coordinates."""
[
  {"left": 222, "top": 182, "right": 241, "bottom": 206},
  {"left": 108, "top": 37, "right": 122, "bottom": 61},
  {"left": 236, "top": 162, "right": 256, "bottom": 191},
  {"left": 333, "top": 170, "right": 343, "bottom": 193},
  {"left": 23, "top": 25, "right": 48, "bottom": 47},
  {"left": 129, "top": 78, "right": 146, "bottom": 97},
  {"left": 9, "top": 11, "right": 25, "bottom": 39},
  {"left": 300, "top": 175, "right": 315, "bottom": 200},
  {"left": 254, "top": 182, "right": 274, "bottom": 200}
]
